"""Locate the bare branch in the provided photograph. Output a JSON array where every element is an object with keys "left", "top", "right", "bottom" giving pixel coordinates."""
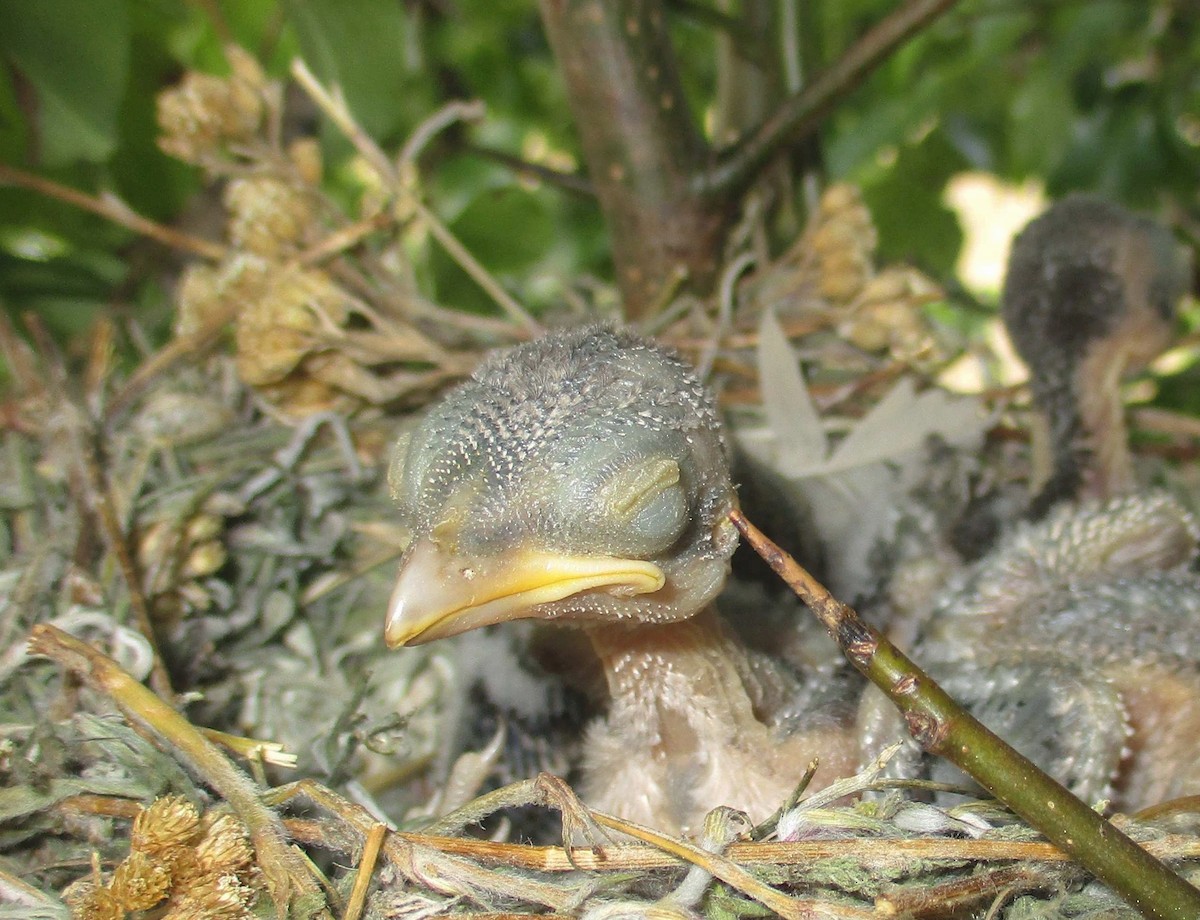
[
  {"left": 0, "top": 163, "right": 227, "bottom": 261},
  {"left": 699, "top": 0, "right": 963, "bottom": 198}
]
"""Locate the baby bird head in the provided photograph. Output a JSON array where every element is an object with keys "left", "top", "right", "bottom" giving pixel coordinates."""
[{"left": 384, "top": 326, "right": 739, "bottom": 647}]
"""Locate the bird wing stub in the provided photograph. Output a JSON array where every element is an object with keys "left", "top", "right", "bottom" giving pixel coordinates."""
[{"left": 384, "top": 534, "right": 665, "bottom": 647}]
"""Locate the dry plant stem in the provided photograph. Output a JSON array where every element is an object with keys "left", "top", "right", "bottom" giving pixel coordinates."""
[
  {"left": 296, "top": 210, "right": 395, "bottom": 266},
  {"left": 700, "top": 0, "right": 962, "bottom": 197},
  {"left": 268, "top": 780, "right": 580, "bottom": 912},
  {"left": 588, "top": 809, "right": 875, "bottom": 920},
  {"left": 290, "top": 59, "right": 397, "bottom": 185},
  {"left": 0, "top": 162, "right": 227, "bottom": 260},
  {"left": 21, "top": 314, "right": 175, "bottom": 699},
  {"left": 76, "top": 428, "right": 174, "bottom": 698},
  {"left": 27, "top": 625, "right": 328, "bottom": 918},
  {"left": 277, "top": 831, "right": 1199, "bottom": 874},
  {"left": 290, "top": 59, "right": 541, "bottom": 335},
  {"left": 343, "top": 823, "right": 386, "bottom": 920},
  {"left": 421, "top": 774, "right": 606, "bottom": 858},
  {"left": 466, "top": 143, "right": 595, "bottom": 197},
  {"left": 876, "top": 864, "right": 1067, "bottom": 918},
  {"left": 728, "top": 508, "right": 1200, "bottom": 920},
  {"left": 106, "top": 298, "right": 241, "bottom": 422},
  {"left": 413, "top": 201, "right": 541, "bottom": 334},
  {"left": 398, "top": 99, "right": 487, "bottom": 168},
  {"left": 696, "top": 251, "right": 754, "bottom": 378}
]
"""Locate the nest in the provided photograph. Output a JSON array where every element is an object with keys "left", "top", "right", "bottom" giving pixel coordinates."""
[{"left": 5, "top": 46, "right": 1200, "bottom": 920}]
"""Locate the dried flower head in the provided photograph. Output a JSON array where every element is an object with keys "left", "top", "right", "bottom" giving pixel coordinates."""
[
  {"left": 224, "top": 176, "right": 316, "bottom": 257},
  {"left": 234, "top": 266, "right": 348, "bottom": 386},
  {"left": 163, "top": 873, "right": 258, "bottom": 920},
  {"left": 156, "top": 51, "right": 266, "bottom": 165},
  {"left": 68, "top": 885, "right": 124, "bottom": 920},
  {"left": 131, "top": 795, "right": 202, "bottom": 856},
  {"left": 288, "top": 137, "right": 324, "bottom": 186},
  {"left": 174, "top": 254, "right": 272, "bottom": 339},
  {"left": 256, "top": 373, "right": 357, "bottom": 419},
  {"left": 194, "top": 813, "right": 254, "bottom": 876},
  {"left": 108, "top": 850, "right": 173, "bottom": 911},
  {"left": 811, "top": 183, "right": 877, "bottom": 305},
  {"left": 838, "top": 267, "right": 944, "bottom": 359}
]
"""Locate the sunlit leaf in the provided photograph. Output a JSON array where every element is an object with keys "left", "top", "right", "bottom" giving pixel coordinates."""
[{"left": 0, "top": 0, "right": 130, "bottom": 167}]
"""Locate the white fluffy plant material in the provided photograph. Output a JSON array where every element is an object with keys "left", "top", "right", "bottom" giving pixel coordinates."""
[{"left": 735, "top": 309, "right": 988, "bottom": 599}]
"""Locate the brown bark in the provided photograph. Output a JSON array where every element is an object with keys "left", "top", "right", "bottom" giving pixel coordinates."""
[
  {"left": 538, "top": 0, "right": 734, "bottom": 319},
  {"left": 538, "top": 0, "right": 963, "bottom": 321}
]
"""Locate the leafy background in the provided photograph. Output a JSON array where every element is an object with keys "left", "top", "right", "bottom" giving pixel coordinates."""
[{"left": 1, "top": 0, "right": 1197, "bottom": 381}]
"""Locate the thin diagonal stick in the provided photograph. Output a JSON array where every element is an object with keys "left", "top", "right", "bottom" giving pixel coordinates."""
[{"left": 728, "top": 507, "right": 1200, "bottom": 920}]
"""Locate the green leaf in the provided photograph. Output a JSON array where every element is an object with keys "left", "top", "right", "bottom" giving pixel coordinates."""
[
  {"left": 859, "top": 131, "right": 966, "bottom": 280},
  {"left": 431, "top": 184, "right": 555, "bottom": 314},
  {"left": 1007, "top": 64, "right": 1076, "bottom": 176},
  {"left": 0, "top": 0, "right": 131, "bottom": 167},
  {"left": 283, "top": 0, "right": 413, "bottom": 142}
]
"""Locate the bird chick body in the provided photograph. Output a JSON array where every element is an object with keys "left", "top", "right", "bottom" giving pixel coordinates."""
[
  {"left": 859, "top": 492, "right": 1200, "bottom": 810},
  {"left": 1002, "top": 196, "right": 1189, "bottom": 516},
  {"left": 386, "top": 327, "right": 854, "bottom": 834}
]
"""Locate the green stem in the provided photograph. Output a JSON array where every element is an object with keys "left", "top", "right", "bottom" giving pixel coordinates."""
[{"left": 729, "top": 508, "right": 1200, "bottom": 920}]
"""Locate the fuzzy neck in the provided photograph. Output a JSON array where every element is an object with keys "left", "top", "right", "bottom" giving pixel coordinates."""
[{"left": 579, "top": 607, "right": 839, "bottom": 834}]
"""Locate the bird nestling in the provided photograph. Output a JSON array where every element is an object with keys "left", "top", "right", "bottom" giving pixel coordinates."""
[
  {"left": 1002, "top": 195, "right": 1191, "bottom": 516},
  {"left": 384, "top": 326, "right": 856, "bottom": 834},
  {"left": 858, "top": 491, "right": 1200, "bottom": 811}
]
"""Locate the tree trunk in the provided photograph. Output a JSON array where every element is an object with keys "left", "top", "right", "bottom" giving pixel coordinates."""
[{"left": 538, "top": 0, "right": 736, "bottom": 320}]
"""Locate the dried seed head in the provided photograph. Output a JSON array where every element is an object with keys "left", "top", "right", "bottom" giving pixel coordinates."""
[
  {"left": 109, "top": 851, "right": 172, "bottom": 911},
  {"left": 68, "top": 886, "right": 124, "bottom": 920},
  {"left": 224, "top": 176, "right": 315, "bottom": 257},
  {"left": 195, "top": 814, "right": 254, "bottom": 876},
  {"left": 818, "top": 266, "right": 869, "bottom": 303},
  {"left": 288, "top": 138, "right": 324, "bottom": 186},
  {"left": 257, "top": 374, "right": 355, "bottom": 419},
  {"left": 165, "top": 873, "right": 259, "bottom": 920},
  {"left": 806, "top": 185, "right": 878, "bottom": 306},
  {"left": 157, "top": 65, "right": 264, "bottom": 165},
  {"left": 233, "top": 266, "right": 348, "bottom": 386},
  {"left": 858, "top": 269, "right": 911, "bottom": 305},
  {"left": 839, "top": 313, "right": 891, "bottom": 352},
  {"left": 131, "top": 796, "right": 203, "bottom": 856},
  {"left": 818, "top": 182, "right": 863, "bottom": 217},
  {"left": 175, "top": 263, "right": 224, "bottom": 339}
]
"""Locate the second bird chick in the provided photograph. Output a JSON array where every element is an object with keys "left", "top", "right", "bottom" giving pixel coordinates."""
[{"left": 1002, "top": 196, "right": 1190, "bottom": 517}]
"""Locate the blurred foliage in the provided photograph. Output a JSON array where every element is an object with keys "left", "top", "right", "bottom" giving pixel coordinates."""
[{"left": 0, "top": 0, "right": 1196, "bottom": 344}]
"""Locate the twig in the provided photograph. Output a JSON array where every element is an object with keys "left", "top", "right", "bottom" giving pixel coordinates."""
[
  {"left": 290, "top": 59, "right": 541, "bottom": 335},
  {"left": 728, "top": 508, "right": 1200, "bottom": 920},
  {"left": 20, "top": 315, "right": 175, "bottom": 699},
  {"left": 296, "top": 210, "right": 396, "bottom": 266},
  {"left": 0, "top": 162, "right": 227, "bottom": 260},
  {"left": 399, "top": 100, "right": 487, "bottom": 169},
  {"left": 293, "top": 827, "right": 1063, "bottom": 873},
  {"left": 414, "top": 201, "right": 541, "bottom": 334},
  {"left": 697, "top": 252, "right": 755, "bottom": 379},
  {"left": 699, "top": 0, "right": 962, "bottom": 198},
  {"left": 27, "top": 625, "right": 329, "bottom": 918},
  {"left": 344, "top": 823, "right": 386, "bottom": 920},
  {"left": 268, "top": 779, "right": 580, "bottom": 912},
  {"left": 587, "top": 809, "right": 875, "bottom": 920},
  {"left": 875, "top": 863, "right": 1062, "bottom": 918},
  {"left": 290, "top": 58, "right": 397, "bottom": 186},
  {"left": 466, "top": 143, "right": 595, "bottom": 198}
]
